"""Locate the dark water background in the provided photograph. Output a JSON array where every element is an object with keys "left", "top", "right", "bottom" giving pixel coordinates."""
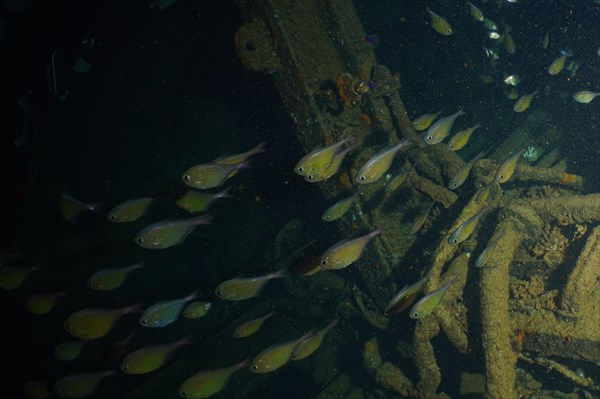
[{"left": 2, "top": 0, "right": 599, "bottom": 398}]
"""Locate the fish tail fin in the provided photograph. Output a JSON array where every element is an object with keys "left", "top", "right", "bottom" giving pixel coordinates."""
[
  {"left": 132, "top": 261, "right": 146, "bottom": 270},
  {"left": 186, "top": 290, "right": 200, "bottom": 302},
  {"left": 217, "top": 186, "right": 233, "bottom": 198},
  {"left": 237, "top": 357, "right": 253, "bottom": 369},
  {"left": 249, "top": 141, "right": 267, "bottom": 157},
  {"left": 123, "top": 303, "right": 144, "bottom": 314},
  {"left": 176, "top": 334, "right": 194, "bottom": 347},
  {"left": 191, "top": 213, "right": 214, "bottom": 226}
]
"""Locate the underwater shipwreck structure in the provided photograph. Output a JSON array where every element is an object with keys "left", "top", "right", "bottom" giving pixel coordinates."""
[{"left": 236, "top": 1, "right": 599, "bottom": 398}]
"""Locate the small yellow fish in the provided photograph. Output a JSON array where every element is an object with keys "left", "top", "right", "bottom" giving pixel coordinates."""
[
  {"left": 385, "top": 170, "right": 409, "bottom": 193},
  {"left": 107, "top": 198, "right": 154, "bottom": 223},
  {"left": 385, "top": 273, "right": 430, "bottom": 315},
  {"left": 121, "top": 336, "right": 192, "bottom": 375},
  {"left": 305, "top": 144, "right": 356, "bottom": 182},
  {"left": 183, "top": 301, "right": 212, "bottom": 319},
  {"left": 320, "top": 227, "right": 381, "bottom": 270},
  {"left": 135, "top": 214, "right": 213, "bottom": 249},
  {"left": 213, "top": 141, "right": 266, "bottom": 165},
  {"left": 503, "top": 31, "right": 516, "bottom": 54},
  {"left": 295, "top": 136, "right": 355, "bottom": 177},
  {"left": 64, "top": 304, "right": 141, "bottom": 340},
  {"left": 58, "top": 193, "right": 101, "bottom": 223},
  {"left": 322, "top": 193, "right": 359, "bottom": 222},
  {"left": 426, "top": 6, "right": 453, "bottom": 36},
  {"left": 467, "top": 2, "right": 484, "bottom": 22},
  {"left": 475, "top": 181, "right": 497, "bottom": 204},
  {"left": 22, "top": 380, "right": 50, "bottom": 399},
  {"left": 475, "top": 233, "right": 502, "bottom": 268},
  {"left": 513, "top": 90, "right": 538, "bottom": 113},
  {"left": 87, "top": 262, "right": 144, "bottom": 291},
  {"left": 495, "top": 148, "right": 526, "bottom": 183},
  {"left": 182, "top": 161, "right": 249, "bottom": 190},
  {"left": 54, "top": 340, "right": 86, "bottom": 361},
  {"left": 176, "top": 187, "right": 231, "bottom": 213},
  {"left": 140, "top": 291, "right": 198, "bottom": 328},
  {"left": 291, "top": 318, "right": 338, "bottom": 360},
  {"left": 0, "top": 265, "right": 39, "bottom": 290},
  {"left": 410, "top": 201, "right": 435, "bottom": 234},
  {"left": 179, "top": 359, "right": 250, "bottom": 398},
  {"left": 53, "top": 371, "right": 116, "bottom": 398},
  {"left": 548, "top": 53, "right": 572, "bottom": 75},
  {"left": 250, "top": 330, "right": 313, "bottom": 373},
  {"left": 25, "top": 292, "right": 67, "bottom": 315},
  {"left": 448, "top": 208, "right": 490, "bottom": 245},
  {"left": 410, "top": 278, "right": 458, "bottom": 319},
  {"left": 573, "top": 91, "right": 600, "bottom": 104},
  {"left": 424, "top": 109, "right": 465, "bottom": 145},
  {"left": 448, "top": 152, "right": 485, "bottom": 190},
  {"left": 542, "top": 30, "right": 549, "bottom": 49},
  {"left": 447, "top": 123, "right": 481, "bottom": 151},
  {"left": 356, "top": 139, "right": 412, "bottom": 183},
  {"left": 234, "top": 310, "right": 277, "bottom": 338},
  {"left": 412, "top": 109, "right": 442, "bottom": 131},
  {"left": 215, "top": 270, "right": 285, "bottom": 301}
]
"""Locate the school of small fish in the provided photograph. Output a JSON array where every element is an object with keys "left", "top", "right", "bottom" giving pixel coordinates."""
[{"left": 3, "top": 2, "right": 597, "bottom": 398}]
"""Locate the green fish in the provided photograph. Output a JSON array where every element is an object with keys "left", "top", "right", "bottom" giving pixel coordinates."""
[
  {"left": 87, "top": 262, "right": 145, "bottom": 291},
  {"left": 305, "top": 143, "right": 356, "bottom": 183},
  {"left": 448, "top": 208, "right": 490, "bottom": 245},
  {"left": 424, "top": 109, "right": 465, "bottom": 145},
  {"left": 107, "top": 197, "right": 154, "bottom": 223},
  {"left": 448, "top": 152, "right": 485, "bottom": 190},
  {"left": 250, "top": 330, "right": 313, "bottom": 373},
  {"left": 54, "top": 340, "right": 86, "bottom": 361},
  {"left": 495, "top": 148, "right": 526, "bottom": 183},
  {"left": 320, "top": 227, "right": 382, "bottom": 270},
  {"left": 213, "top": 141, "right": 266, "bottom": 165},
  {"left": 215, "top": 270, "right": 285, "bottom": 301},
  {"left": 175, "top": 187, "right": 231, "bottom": 213},
  {"left": 291, "top": 318, "right": 338, "bottom": 360},
  {"left": 53, "top": 370, "right": 117, "bottom": 398},
  {"left": 295, "top": 136, "right": 355, "bottom": 177},
  {"left": 409, "top": 278, "right": 458, "bottom": 319},
  {"left": 182, "top": 161, "right": 249, "bottom": 190},
  {"left": 183, "top": 301, "right": 212, "bottom": 319},
  {"left": 410, "top": 201, "right": 435, "bottom": 234},
  {"left": 475, "top": 232, "right": 503, "bottom": 268},
  {"left": 179, "top": 359, "right": 250, "bottom": 398},
  {"left": 134, "top": 214, "right": 213, "bottom": 249},
  {"left": 0, "top": 265, "right": 39, "bottom": 290},
  {"left": 385, "top": 169, "right": 410, "bottom": 193},
  {"left": 385, "top": 273, "right": 430, "bottom": 315},
  {"left": 475, "top": 181, "right": 497, "bottom": 204},
  {"left": 140, "top": 291, "right": 198, "bottom": 328},
  {"left": 356, "top": 139, "right": 412, "bottom": 184},
  {"left": 234, "top": 310, "right": 277, "bottom": 338},
  {"left": 121, "top": 336, "right": 192, "bottom": 375},
  {"left": 447, "top": 124, "right": 481, "bottom": 151},
  {"left": 322, "top": 193, "right": 359, "bottom": 222}
]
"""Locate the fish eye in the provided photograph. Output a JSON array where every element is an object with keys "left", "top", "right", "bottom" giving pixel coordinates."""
[
  {"left": 451, "top": 239, "right": 457, "bottom": 244},
  {"left": 183, "top": 174, "right": 190, "bottom": 181},
  {"left": 297, "top": 166, "right": 304, "bottom": 172},
  {"left": 446, "top": 28, "right": 452, "bottom": 34},
  {"left": 180, "top": 391, "right": 187, "bottom": 397},
  {"left": 141, "top": 319, "right": 148, "bottom": 325},
  {"left": 426, "top": 136, "right": 432, "bottom": 140},
  {"left": 359, "top": 176, "right": 366, "bottom": 181},
  {"left": 321, "top": 259, "right": 328, "bottom": 265},
  {"left": 136, "top": 237, "right": 144, "bottom": 244},
  {"left": 121, "top": 365, "right": 129, "bottom": 372},
  {"left": 65, "top": 324, "right": 71, "bottom": 330},
  {"left": 324, "top": 216, "right": 330, "bottom": 220},
  {"left": 109, "top": 215, "right": 117, "bottom": 220},
  {"left": 251, "top": 365, "right": 258, "bottom": 371},
  {"left": 412, "top": 311, "right": 419, "bottom": 318},
  {"left": 307, "top": 175, "right": 314, "bottom": 180},
  {"left": 448, "top": 144, "right": 453, "bottom": 149}
]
